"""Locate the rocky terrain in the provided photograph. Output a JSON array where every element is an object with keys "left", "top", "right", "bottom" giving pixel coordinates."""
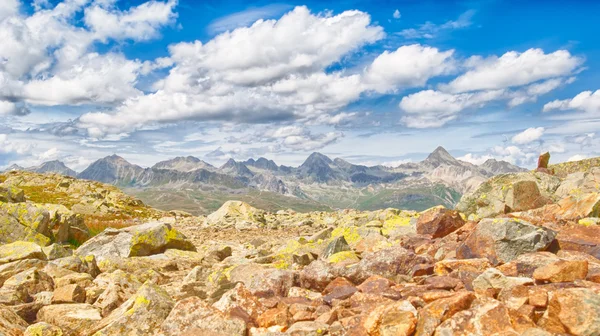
[
  {"left": 0, "top": 153, "right": 599, "bottom": 335},
  {"left": 4, "top": 147, "right": 525, "bottom": 215}
]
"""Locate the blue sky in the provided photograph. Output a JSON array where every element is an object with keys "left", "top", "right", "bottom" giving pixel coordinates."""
[{"left": 1, "top": 0, "right": 599, "bottom": 170}]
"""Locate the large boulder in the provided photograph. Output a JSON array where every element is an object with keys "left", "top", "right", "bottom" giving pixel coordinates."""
[
  {"left": 542, "top": 288, "right": 600, "bottom": 335},
  {"left": 86, "top": 282, "right": 175, "bottom": 335},
  {"left": 457, "top": 172, "right": 560, "bottom": 219},
  {"left": 416, "top": 207, "right": 465, "bottom": 238},
  {"left": 0, "top": 185, "right": 25, "bottom": 203},
  {"left": 160, "top": 296, "right": 246, "bottom": 336},
  {"left": 555, "top": 167, "right": 600, "bottom": 198},
  {"left": 555, "top": 224, "right": 600, "bottom": 259},
  {"left": 554, "top": 192, "right": 600, "bottom": 219},
  {"left": 204, "top": 200, "right": 266, "bottom": 229},
  {"left": 0, "top": 241, "right": 47, "bottom": 264},
  {"left": 456, "top": 218, "right": 556, "bottom": 265},
  {"left": 0, "top": 304, "right": 29, "bottom": 336},
  {"left": 37, "top": 303, "right": 102, "bottom": 336},
  {"left": 75, "top": 222, "right": 194, "bottom": 261},
  {"left": 0, "top": 209, "right": 52, "bottom": 246}
]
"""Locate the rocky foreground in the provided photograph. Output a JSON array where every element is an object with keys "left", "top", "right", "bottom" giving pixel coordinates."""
[{"left": 0, "top": 155, "right": 600, "bottom": 335}]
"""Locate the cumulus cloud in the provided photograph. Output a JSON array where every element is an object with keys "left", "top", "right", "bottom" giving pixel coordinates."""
[
  {"left": 543, "top": 90, "right": 600, "bottom": 117},
  {"left": 78, "top": 6, "right": 392, "bottom": 136},
  {"left": 84, "top": 0, "right": 177, "bottom": 42},
  {"left": 511, "top": 127, "right": 545, "bottom": 145},
  {"left": 0, "top": 134, "right": 32, "bottom": 154},
  {"left": 393, "top": 10, "right": 401, "bottom": 19},
  {"left": 399, "top": 89, "right": 505, "bottom": 128},
  {"left": 0, "top": 101, "right": 30, "bottom": 116},
  {"left": 398, "top": 10, "right": 475, "bottom": 39},
  {"left": 568, "top": 154, "right": 588, "bottom": 162},
  {"left": 442, "top": 49, "right": 583, "bottom": 93},
  {"left": 363, "top": 45, "right": 455, "bottom": 93},
  {"left": 457, "top": 153, "right": 494, "bottom": 165},
  {"left": 0, "top": 0, "right": 176, "bottom": 108}
]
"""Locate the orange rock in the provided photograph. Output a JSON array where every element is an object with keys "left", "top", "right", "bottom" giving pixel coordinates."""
[
  {"left": 416, "top": 207, "right": 465, "bottom": 239},
  {"left": 533, "top": 260, "right": 588, "bottom": 283},
  {"left": 52, "top": 284, "right": 86, "bottom": 304},
  {"left": 414, "top": 291, "right": 475, "bottom": 336},
  {"left": 357, "top": 275, "right": 393, "bottom": 294},
  {"left": 528, "top": 287, "right": 548, "bottom": 307},
  {"left": 433, "top": 258, "right": 492, "bottom": 275},
  {"left": 542, "top": 288, "right": 600, "bottom": 335},
  {"left": 555, "top": 193, "right": 600, "bottom": 220},
  {"left": 556, "top": 224, "right": 600, "bottom": 259},
  {"left": 256, "top": 306, "right": 290, "bottom": 329}
]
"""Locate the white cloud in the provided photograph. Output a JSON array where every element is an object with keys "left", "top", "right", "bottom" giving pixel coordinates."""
[
  {"left": 79, "top": 6, "right": 389, "bottom": 136},
  {"left": 83, "top": 0, "right": 177, "bottom": 42},
  {"left": 507, "top": 78, "right": 568, "bottom": 107},
  {"left": 0, "top": 134, "right": 32, "bottom": 154},
  {"left": 543, "top": 90, "right": 600, "bottom": 117},
  {"left": 282, "top": 131, "right": 342, "bottom": 151},
  {"left": 399, "top": 89, "right": 505, "bottom": 128},
  {"left": 0, "top": 0, "right": 19, "bottom": 21},
  {"left": 568, "top": 154, "right": 588, "bottom": 162},
  {"left": 442, "top": 49, "right": 583, "bottom": 93},
  {"left": 393, "top": 10, "right": 401, "bottom": 19},
  {"left": 511, "top": 127, "right": 544, "bottom": 145},
  {"left": 0, "top": 0, "right": 176, "bottom": 108},
  {"left": 363, "top": 44, "right": 455, "bottom": 93},
  {"left": 207, "top": 4, "right": 292, "bottom": 34},
  {"left": 398, "top": 10, "right": 474, "bottom": 39},
  {"left": 458, "top": 153, "right": 494, "bottom": 165}
]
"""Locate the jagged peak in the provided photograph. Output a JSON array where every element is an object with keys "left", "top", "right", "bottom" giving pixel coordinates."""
[
  {"left": 301, "top": 152, "right": 333, "bottom": 168},
  {"left": 422, "top": 146, "right": 459, "bottom": 167}
]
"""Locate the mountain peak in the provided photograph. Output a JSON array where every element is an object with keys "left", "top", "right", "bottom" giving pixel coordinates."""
[
  {"left": 301, "top": 152, "right": 333, "bottom": 168},
  {"left": 422, "top": 146, "right": 459, "bottom": 168}
]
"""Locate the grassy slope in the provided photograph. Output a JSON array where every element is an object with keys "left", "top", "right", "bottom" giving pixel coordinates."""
[{"left": 129, "top": 183, "right": 462, "bottom": 215}]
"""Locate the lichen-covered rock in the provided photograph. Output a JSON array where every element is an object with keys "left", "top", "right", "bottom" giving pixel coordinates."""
[
  {"left": 160, "top": 296, "right": 246, "bottom": 336},
  {"left": 456, "top": 218, "right": 556, "bottom": 265},
  {"left": 87, "top": 282, "right": 175, "bottom": 335},
  {"left": 3, "top": 268, "right": 54, "bottom": 301},
  {"left": 533, "top": 260, "right": 588, "bottom": 283},
  {"left": 52, "top": 284, "right": 86, "bottom": 304},
  {"left": 555, "top": 192, "right": 600, "bottom": 219},
  {"left": 0, "top": 241, "right": 47, "bottom": 264},
  {"left": 0, "top": 185, "right": 25, "bottom": 203},
  {"left": 24, "top": 322, "right": 64, "bottom": 336},
  {"left": 456, "top": 172, "right": 560, "bottom": 218},
  {"left": 0, "top": 210, "right": 52, "bottom": 246},
  {"left": 75, "top": 222, "right": 194, "bottom": 261},
  {"left": 321, "top": 236, "right": 351, "bottom": 260},
  {"left": 205, "top": 200, "right": 266, "bottom": 229},
  {"left": 42, "top": 244, "right": 71, "bottom": 260},
  {"left": 343, "top": 247, "right": 432, "bottom": 284},
  {"left": 0, "top": 203, "right": 52, "bottom": 238},
  {"left": 37, "top": 303, "right": 102, "bottom": 336}
]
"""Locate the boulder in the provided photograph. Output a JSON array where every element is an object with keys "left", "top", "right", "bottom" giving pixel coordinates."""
[
  {"left": 542, "top": 288, "right": 600, "bottom": 335},
  {"left": 533, "top": 260, "right": 588, "bottom": 283},
  {"left": 3, "top": 268, "right": 54, "bottom": 301},
  {"left": 471, "top": 268, "right": 533, "bottom": 295},
  {"left": 0, "top": 259, "right": 47, "bottom": 287},
  {"left": 0, "top": 185, "right": 25, "bottom": 203},
  {"left": 456, "top": 172, "right": 560, "bottom": 218},
  {"left": 0, "top": 304, "right": 29, "bottom": 336},
  {"left": 52, "top": 284, "right": 86, "bottom": 304},
  {"left": 0, "top": 210, "right": 51, "bottom": 246},
  {"left": 343, "top": 247, "right": 432, "bottom": 284},
  {"left": 160, "top": 296, "right": 246, "bottom": 336},
  {"left": 555, "top": 224, "right": 600, "bottom": 259},
  {"left": 0, "top": 241, "right": 47, "bottom": 264},
  {"left": 416, "top": 207, "right": 465, "bottom": 238},
  {"left": 555, "top": 167, "right": 600, "bottom": 198},
  {"left": 24, "top": 322, "right": 64, "bottom": 336},
  {"left": 42, "top": 244, "right": 71, "bottom": 260},
  {"left": 37, "top": 303, "right": 102, "bottom": 336},
  {"left": 321, "top": 236, "right": 351, "bottom": 260},
  {"left": 555, "top": 192, "right": 600, "bottom": 219},
  {"left": 415, "top": 292, "right": 475, "bottom": 336},
  {"left": 456, "top": 218, "right": 556, "bottom": 265},
  {"left": 205, "top": 200, "right": 266, "bottom": 229},
  {"left": 87, "top": 282, "right": 175, "bottom": 335},
  {"left": 75, "top": 222, "right": 194, "bottom": 261}
]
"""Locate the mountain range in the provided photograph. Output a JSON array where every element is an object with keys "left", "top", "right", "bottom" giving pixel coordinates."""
[{"left": 4, "top": 147, "right": 526, "bottom": 215}]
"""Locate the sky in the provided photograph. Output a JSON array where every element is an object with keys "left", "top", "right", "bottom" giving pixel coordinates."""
[{"left": 1, "top": 0, "right": 599, "bottom": 171}]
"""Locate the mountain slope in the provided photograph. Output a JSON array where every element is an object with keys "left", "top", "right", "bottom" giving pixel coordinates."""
[{"left": 30, "top": 160, "right": 77, "bottom": 177}]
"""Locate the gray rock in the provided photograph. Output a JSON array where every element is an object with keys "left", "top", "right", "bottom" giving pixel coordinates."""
[{"left": 321, "top": 236, "right": 351, "bottom": 260}]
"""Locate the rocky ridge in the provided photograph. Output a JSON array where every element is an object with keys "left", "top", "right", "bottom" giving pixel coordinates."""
[{"left": 0, "top": 153, "right": 599, "bottom": 335}]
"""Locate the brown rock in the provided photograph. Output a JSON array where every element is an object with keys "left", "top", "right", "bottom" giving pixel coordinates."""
[
  {"left": 533, "top": 260, "right": 588, "bottom": 283},
  {"left": 0, "top": 304, "right": 28, "bottom": 336},
  {"left": 37, "top": 303, "right": 102, "bottom": 336},
  {"left": 52, "top": 284, "right": 85, "bottom": 304},
  {"left": 362, "top": 300, "right": 416, "bottom": 336},
  {"left": 555, "top": 192, "right": 600, "bottom": 220},
  {"left": 505, "top": 180, "right": 551, "bottom": 212},
  {"left": 543, "top": 288, "right": 600, "bottom": 335},
  {"left": 357, "top": 275, "right": 393, "bottom": 294},
  {"left": 556, "top": 224, "right": 600, "bottom": 259},
  {"left": 298, "top": 261, "right": 337, "bottom": 292},
  {"left": 424, "top": 276, "right": 462, "bottom": 290},
  {"left": 528, "top": 287, "right": 548, "bottom": 307},
  {"left": 343, "top": 247, "right": 432, "bottom": 284},
  {"left": 416, "top": 208, "right": 465, "bottom": 239},
  {"left": 415, "top": 291, "right": 475, "bottom": 336},
  {"left": 537, "top": 152, "right": 550, "bottom": 170},
  {"left": 257, "top": 306, "right": 290, "bottom": 329},
  {"left": 433, "top": 258, "right": 491, "bottom": 275},
  {"left": 434, "top": 299, "right": 523, "bottom": 335},
  {"left": 497, "top": 252, "right": 560, "bottom": 277},
  {"left": 160, "top": 296, "right": 246, "bottom": 336},
  {"left": 213, "top": 283, "right": 266, "bottom": 323}
]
